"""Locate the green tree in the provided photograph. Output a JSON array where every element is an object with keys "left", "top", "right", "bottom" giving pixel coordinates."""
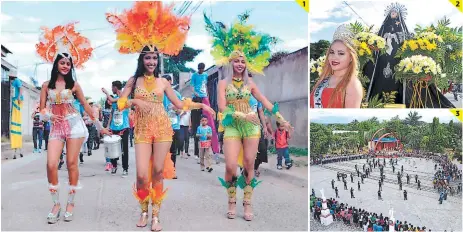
[
  {"left": 310, "top": 40, "right": 330, "bottom": 60},
  {"left": 310, "top": 40, "right": 330, "bottom": 91},
  {"left": 311, "top": 113, "right": 461, "bottom": 158},
  {"left": 404, "top": 111, "right": 422, "bottom": 126},
  {"left": 310, "top": 123, "right": 332, "bottom": 155},
  {"left": 420, "top": 136, "right": 430, "bottom": 150},
  {"left": 269, "top": 51, "right": 289, "bottom": 63},
  {"left": 163, "top": 46, "right": 202, "bottom": 85}
]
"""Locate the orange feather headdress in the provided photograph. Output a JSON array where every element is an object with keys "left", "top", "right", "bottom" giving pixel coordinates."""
[
  {"left": 35, "top": 23, "right": 93, "bottom": 69},
  {"left": 106, "top": 1, "right": 190, "bottom": 55}
]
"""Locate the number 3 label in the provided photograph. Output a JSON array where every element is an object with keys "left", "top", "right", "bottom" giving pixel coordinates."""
[{"left": 450, "top": 109, "right": 463, "bottom": 122}]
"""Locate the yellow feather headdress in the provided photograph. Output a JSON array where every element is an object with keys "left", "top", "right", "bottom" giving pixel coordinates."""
[
  {"left": 204, "top": 11, "right": 278, "bottom": 75},
  {"left": 106, "top": 1, "right": 190, "bottom": 55}
]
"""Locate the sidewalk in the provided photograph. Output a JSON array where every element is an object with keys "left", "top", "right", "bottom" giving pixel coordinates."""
[{"left": 1, "top": 141, "right": 35, "bottom": 163}]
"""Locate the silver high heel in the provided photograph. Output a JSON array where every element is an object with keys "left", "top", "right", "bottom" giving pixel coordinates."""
[
  {"left": 47, "top": 208, "right": 61, "bottom": 224},
  {"left": 47, "top": 183, "right": 61, "bottom": 224},
  {"left": 64, "top": 184, "right": 78, "bottom": 222},
  {"left": 64, "top": 210, "right": 73, "bottom": 222}
]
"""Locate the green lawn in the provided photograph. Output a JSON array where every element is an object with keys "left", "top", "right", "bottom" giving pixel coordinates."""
[{"left": 268, "top": 146, "right": 308, "bottom": 157}]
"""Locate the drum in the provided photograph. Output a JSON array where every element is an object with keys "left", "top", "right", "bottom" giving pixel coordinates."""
[
  {"left": 103, "top": 135, "right": 122, "bottom": 159},
  {"left": 200, "top": 140, "right": 211, "bottom": 148}
]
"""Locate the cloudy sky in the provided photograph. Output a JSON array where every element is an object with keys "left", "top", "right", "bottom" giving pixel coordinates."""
[
  {"left": 310, "top": 0, "right": 463, "bottom": 42},
  {"left": 1, "top": 1, "right": 308, "bottom": 101},
  {"left": 311, "top": 109, "right": 458, "bottom": 124}
]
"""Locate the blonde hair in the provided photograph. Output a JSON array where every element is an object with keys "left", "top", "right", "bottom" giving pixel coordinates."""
[
  {"left": 311, "top": 40, "right": 359, "bottom": 107},
  {"left": 219, "top": 57, "right": 250, "bottom": 86}
]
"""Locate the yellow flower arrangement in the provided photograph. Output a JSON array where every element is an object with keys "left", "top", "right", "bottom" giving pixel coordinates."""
[
  {"left": 354, "top": 32, "right": 387, "bottom": 58},
  {"left": 401, "top": 39, "right": 437, "bottom": 52},
  {"left": 396, "top": 55, "right": 442, "bottom": 80},
  {"left": 400, "top": 31, "right": 442, "bottom": 53},
  {"left": 310, "top": 55, "right": 326, "bottom": 75},
  {"left": 415, "top": 32, "right": 444, "bottom": 43}
]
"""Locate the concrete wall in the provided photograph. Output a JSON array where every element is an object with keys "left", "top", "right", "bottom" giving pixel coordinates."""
[
  {"left": 19, "top": 81, "right": 40, "bottom": 139},
  {"left": 253, "top": 47, "right": 308, "bottom": 148},
  {"left": 179, "top": 72, "right": 193, "bottom": 97}
]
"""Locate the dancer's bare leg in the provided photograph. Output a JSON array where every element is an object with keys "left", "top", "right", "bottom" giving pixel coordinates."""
[
  {"left": 46, "top": 139, "right": 65, "bottom": 223},
  {"left": 135, "top": 143, "right": 152, "bottom": 227},
  {"left": 150, "top": 141, "right": 171, "bottom": 231},
  {"left": 223, "top": 139, "right": 241, "bottom": 218},
  {"left": 64, "top": 137, "right": 85, "bottom": 219},
  {"left": 242, "top": 138, "right": 259, "bottom": 221}
]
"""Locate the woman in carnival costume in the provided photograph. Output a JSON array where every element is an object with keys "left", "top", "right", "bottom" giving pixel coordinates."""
[
  {"left": 204, "top": 12, "right": 293, "bottom": 221},
  {"left": 310, "top": 24, "right": 363, "bottom": 108},
  {"left": 36, "top": 23, "right": 111, "bottom": 224},
  {"left": 106, "top": 2, "right": 215, "bottom": 231}
]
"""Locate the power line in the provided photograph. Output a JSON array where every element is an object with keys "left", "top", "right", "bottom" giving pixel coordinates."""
[
  {"left": 176, "top": 2, "right": 188, "bottom": 15},
  {"left": 2, "top": 26, "right": 111, "bottom": 34},
  {"left": 179, "top": 1, "right": 193, "bottom": 16},
  {"left": 343, "top": 1, "right": 369, "bottom": 26},
  {"left": 15, "top": 39, "right": 115, "bottom": 68},
  {"left": 94, "top": 39, "right": 116, "bottom": 50},
  {"left": 190, "top": 1, "right": 203, "bottom": 16}
]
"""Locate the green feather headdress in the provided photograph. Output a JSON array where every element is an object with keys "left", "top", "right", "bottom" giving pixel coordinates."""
[{"left": 203, "top": 11, "right": 278, "bottom": 75}]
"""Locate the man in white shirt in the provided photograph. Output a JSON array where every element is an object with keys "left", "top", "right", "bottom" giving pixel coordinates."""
[{"left": 179, "top": 111, "right": 191, "bottom": 159}]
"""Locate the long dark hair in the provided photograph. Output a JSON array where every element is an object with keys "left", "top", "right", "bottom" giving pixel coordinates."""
[
  {"left": 131, "top": 46, "right": 160, "bottom": 97},
  {"left": 104, "top": 99, "right": 111, "bottom": 109},
  {"left": 47, "top": 53, "right": 75, "bottom": 90}
]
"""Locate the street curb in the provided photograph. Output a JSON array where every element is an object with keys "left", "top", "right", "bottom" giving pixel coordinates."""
[
  {"left": 1, "top": 141, "right": 33, "bottom": 150},
  {"left": 216, "top": 153, "right": 308, "bottom": 188},
  {"left": 1, "top": 142, "right": 35, "bottom": 160},
  {"left": 2, "top": 142, "right": 11, "bottom": 151}
]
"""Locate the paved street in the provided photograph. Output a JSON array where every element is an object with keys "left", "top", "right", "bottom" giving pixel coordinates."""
[
  {"left": 444, "top": 92, "right": 462, "bottom": 108},
  {"left": 1, "top": 145, "right": 308, "bottom": 231},
  {"left": 310, "top": 157, "right": 462, "bottom": 231}
]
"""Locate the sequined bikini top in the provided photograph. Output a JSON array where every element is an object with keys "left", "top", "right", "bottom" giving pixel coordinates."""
[
  {"left": 134, "top": 86, "right": 163, "bottom": 103},
  {"left": 225, "top": 81, "right": 252, "bottom": 114},
  {"left": 48, "top": 89, "right": 74, "bottom": 105}
]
